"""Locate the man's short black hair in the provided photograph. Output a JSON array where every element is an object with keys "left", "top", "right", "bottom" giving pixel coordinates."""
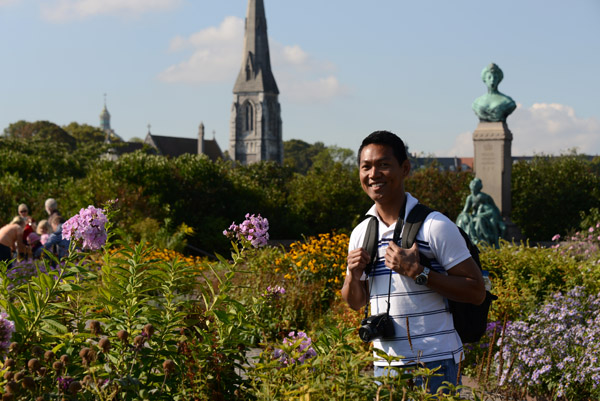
[{"left": 358, "top": 130, "right": 408, "bottom": 165}]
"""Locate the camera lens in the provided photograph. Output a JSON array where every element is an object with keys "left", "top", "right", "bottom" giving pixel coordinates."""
[{"left": 359, "top": 325, "right": 376, "bottom": 343}]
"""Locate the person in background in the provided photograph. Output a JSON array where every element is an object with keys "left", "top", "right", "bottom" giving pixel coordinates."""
[
  {"left": 18, "top": 203, "right": 35, "bottom": 247},
  {"left": 0, "top": 216, "right": 26, "bottom": 268},
  {"left": 36, "top": 219, "right": 52, "bottom": 246},
  {"left": 43, "top": 214, "right": 69, "bottom": 260},
  {"left": 45, "top": 198, "right": 60, "bottom": 219}
]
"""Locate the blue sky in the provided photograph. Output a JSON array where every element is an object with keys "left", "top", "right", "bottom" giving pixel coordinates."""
[{"left": 1, "top": 0, "right": 599, "bottom": 157}]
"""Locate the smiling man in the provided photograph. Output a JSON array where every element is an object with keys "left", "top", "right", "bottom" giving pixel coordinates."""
[{"left": 341, "top": 130, "right": 485, "bottom": 394}]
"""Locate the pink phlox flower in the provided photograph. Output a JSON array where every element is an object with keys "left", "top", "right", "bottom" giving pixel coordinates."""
[
  {"left": 551, "top": 234, "right": 561, "bottom": 242},
  {"left": 62, "top": 205, "right": 108, "bottom": 250},
  {"left": 590, "top": 227, "right": 595, "bottom": 233},
  {"left": 223, "top": 213, "right": 269, "bottom": 248}
]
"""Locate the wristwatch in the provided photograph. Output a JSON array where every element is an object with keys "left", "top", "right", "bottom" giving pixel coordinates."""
[{"left": 415, "top": 266, "right": 430, "bottom": 285}]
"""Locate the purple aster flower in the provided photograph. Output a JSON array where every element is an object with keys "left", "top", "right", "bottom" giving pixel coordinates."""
[
  {"left": 273, "top": 330, "right": 317, "bottom": 366},
  {"left": 0, "top": 313, "right": 15, "bottom": 356},
  {"left": 265, "top": 285, "right": 286, "bottom": 298}
]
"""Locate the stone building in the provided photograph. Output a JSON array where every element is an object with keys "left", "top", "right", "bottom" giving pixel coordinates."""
[
  {"left": 144, "top": 123, "right": 223, "bottom": 161},
  {"left": 229, "top": 0, "right": 283, "bottom": 164}
]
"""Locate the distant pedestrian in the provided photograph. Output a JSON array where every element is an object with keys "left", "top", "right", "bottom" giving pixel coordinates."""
[
  {"left": 18, "top": 203, "right": 35, "bottom": 245},
  {"left": 43, "top": 214, "right": 69, "bottom": 260},
  {"left": 0, "top": 216, "right": 26, "bottom": 268},
  {"left": 45, "top": 198, "right": 60, "bottom": 218}
]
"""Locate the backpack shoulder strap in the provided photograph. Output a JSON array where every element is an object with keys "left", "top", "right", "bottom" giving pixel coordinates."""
[
  {"left": 361, "top": 216, "right": 378, "bottom": 276},
  {"left": 401, "top": 203, "right": 434, "bottom": 249}
]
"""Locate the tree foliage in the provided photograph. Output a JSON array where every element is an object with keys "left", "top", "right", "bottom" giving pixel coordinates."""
[
  {"left": 405, "top": 164, "right": 473, "bottom": 221},
  {"left": 511, "top": 154, "right": 600, "bottom": 240},
  {"left": 3, "top": 125, "right": 599, "bottom": 253}
]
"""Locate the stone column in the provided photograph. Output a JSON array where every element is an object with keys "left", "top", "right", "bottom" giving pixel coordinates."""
[{"left": 473, "top": 121, "right": 512, "bottom": 217}]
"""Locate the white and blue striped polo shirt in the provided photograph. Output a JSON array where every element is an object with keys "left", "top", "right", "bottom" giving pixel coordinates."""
[{"left": 348, "top": 193, "right": 471, "bottom": 366}]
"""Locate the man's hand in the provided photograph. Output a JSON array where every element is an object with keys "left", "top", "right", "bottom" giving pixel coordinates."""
[
  {"left": 341, "top": 248, "right": 371, "bottom": 310},
  {"left": 385, "top": 241, "right": 422, "bottom": 279},
  {"left": 346, "top": 248, "right": 370, "bottom": 278}
]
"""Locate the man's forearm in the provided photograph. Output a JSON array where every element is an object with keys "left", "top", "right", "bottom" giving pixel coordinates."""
[{"left": 341, "top": 274, "right": 367, "bottom": 311}]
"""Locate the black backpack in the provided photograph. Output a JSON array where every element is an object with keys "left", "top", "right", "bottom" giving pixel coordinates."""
[{"left": 363, "top": 203, "right": 497, "bottom": 344}]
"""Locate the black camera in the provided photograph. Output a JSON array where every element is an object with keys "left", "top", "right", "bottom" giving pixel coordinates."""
[{"left": 358, "top": 312, "right": 395, "bottom": 343}]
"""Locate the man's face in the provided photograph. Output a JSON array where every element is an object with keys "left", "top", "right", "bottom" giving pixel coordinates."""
[{"left": 359, "top": 144, "right": 409, "bottom": 205}]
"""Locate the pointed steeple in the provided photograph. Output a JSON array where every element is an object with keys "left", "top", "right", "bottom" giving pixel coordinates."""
[
  {"left": 233, "top": 0, "right": 279, "bottom": 94},
  {"left": 100, "top": 93, "right": 111, "bottom": 132}
]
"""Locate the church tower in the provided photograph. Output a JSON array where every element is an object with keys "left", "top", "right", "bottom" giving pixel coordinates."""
[
  {"left": 229, "top": 0, "right": 282, "bottom": 164},
  {"left": 100, "top": 94, "right": 111, "bottom": 135}
]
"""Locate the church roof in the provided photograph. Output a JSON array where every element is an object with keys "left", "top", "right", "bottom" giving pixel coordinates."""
[
  {"left": 233, "top": 0, "right": 279, "bottom": 94},
  {"left": 144, "top": 133, "right": 223, "bottom": 161}
]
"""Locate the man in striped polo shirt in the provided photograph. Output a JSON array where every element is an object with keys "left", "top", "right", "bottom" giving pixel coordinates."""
[{"left": 341, "top": 130, "right": 486, "bottom": 393}]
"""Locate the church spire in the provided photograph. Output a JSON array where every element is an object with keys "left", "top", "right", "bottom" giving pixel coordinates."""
[
  {"left": 100, "top": 93, "right": 111, "bottom": 132},
  {"left": 233, "top": 0, "right": 279, "bottom": 94}
]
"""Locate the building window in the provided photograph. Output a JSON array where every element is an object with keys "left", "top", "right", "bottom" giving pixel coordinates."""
[{"left": 245, "top": 102, "right": 254, "bottom": 132}]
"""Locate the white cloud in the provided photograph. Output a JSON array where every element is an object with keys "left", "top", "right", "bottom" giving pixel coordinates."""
[
  {"left": 435, "top": 131, "right": 474, "bottom": 157},
  {"left": 41, "top": 0, "right": 181, "bottom": 22},
  {"left": 510, "top": 103, "right": 600, "bottom": 155},
  {"left": 158, "top": 16, "right": 244, "bottom": 83},
  {"left": 158, "top": 16, "right": 348, "bottom": 103},
  {"left": 437, "top": 103, "right": 600, "bottom": 157}
]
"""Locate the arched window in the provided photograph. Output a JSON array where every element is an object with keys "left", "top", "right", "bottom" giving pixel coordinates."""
[{"left": 244, "top": 102, "right": 254, "bottom": 132}]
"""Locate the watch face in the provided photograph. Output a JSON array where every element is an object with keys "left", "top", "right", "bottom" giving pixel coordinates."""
[{"left": 415, "top": 274, "right": 427, "bottom": 285}]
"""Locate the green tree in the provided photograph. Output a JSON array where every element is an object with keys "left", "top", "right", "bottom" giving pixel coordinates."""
[
  {"left": 63, "top": 122, "right": 107, "bottom": 143},
  {"left": 283, "top": 139, "right": 326, "bottom": 174},
  {"left": 512, "top": 154, "right": 600, "bottom": 240},
  {"left": 405, "top": 163, "right": 472, "bottom": 221},
  {"left": 3, "top": 120, "right": 76, "bottom": 148}
]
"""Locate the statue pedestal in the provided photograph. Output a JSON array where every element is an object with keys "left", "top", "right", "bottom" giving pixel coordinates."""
[{"left": 473, "top": 122, "right": 521, "bottom": 240}]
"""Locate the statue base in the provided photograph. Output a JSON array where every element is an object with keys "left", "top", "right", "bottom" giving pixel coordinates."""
[
  {"left": 473, "top": 121, "right": 513, "bottom": 217},
  {"left": 502, "top": 217, "right": 523, "bottom": 244}
]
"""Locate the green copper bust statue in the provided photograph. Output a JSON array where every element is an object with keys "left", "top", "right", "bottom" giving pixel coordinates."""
[
  {"left": 456, "top": 178, "right": 506, "bottom": 248},
  {"left": 472, "top": 63, "right": 516, "bottom": 123}
]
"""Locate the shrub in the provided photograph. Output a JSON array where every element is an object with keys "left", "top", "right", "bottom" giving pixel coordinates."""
[
  {"left": 405, "top": 165, "right": 472, "bottom": 221},
  {"left": 512, "top": 154, "right": 600, "bottom": 240},
  {"left": 494, "top": 286, "right": 600, "bottom": 400}
]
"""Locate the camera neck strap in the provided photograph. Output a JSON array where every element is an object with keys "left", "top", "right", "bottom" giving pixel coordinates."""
[{"left": 363, "top": 197, "right": 407, "bottom": 320}]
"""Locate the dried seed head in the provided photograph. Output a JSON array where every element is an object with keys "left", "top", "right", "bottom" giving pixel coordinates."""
[
  {"left": 2, "top": 393, "right": 13, "bottom": 401},
  {"left": 3, "top": 358, "right": 15, "bottom": 369},
  {"left": 52, "top": 361, "right": 64, "bottom": 372},
  {"left": 3, "top": 372, "right": 13, "bottom": 381},
  {"left": 5, "top": 379, "right": 18, "bottom": 393},
  {"left": 143, "top": 323, "right": 155, "bottom": 337},
  {"left": 87, "top": 349, "right": 97, "bottom": 363},
  {"left": 36, "top": 397, "right": 45, "bottom": 401},
  {"left": 82, "top": 375, "right": 92, "bottom": 386},
  {"left": 89, "top": 320, "right": 101, "bottom": 335},
  {"left": 79, "top": 347, "right": 90, "bottom": 359},
  {"left": 59, "top": 354, "right": 69, "bottom": 364},
  {"left": 98, "top": 338, "right": 111, "bottom": 353},
  {"left": 133, "top": 335, "right": 145, "bottom": 347},
  {"left": 21, "top": 376, "right": 35, "bottom": 390},
  {"left": 14, "top": 371, "right": 25, "bottom": 382},
  {"left": 38, "top": 367, "right": 48, "bottom": 377},
  {"left": 31, "top": 346, "right": 44, "bottom": 357},
  {"left": 8, "top": 342, "right": 18, "bottom": 354},
  {"left": 117, "top": 330, "right": 129, "bottom": 343},
  {"left": 162, "top": 359, "right": 175, "bottom": 375},
  {"left": 68, "top": 381, "right": 82, "bottom": 395},
  {"left": 44, "top": 350, "right": 55, "bottom": 362},
  {"left": 27, "top": 358, "right": 41, "bottom": 372}
]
